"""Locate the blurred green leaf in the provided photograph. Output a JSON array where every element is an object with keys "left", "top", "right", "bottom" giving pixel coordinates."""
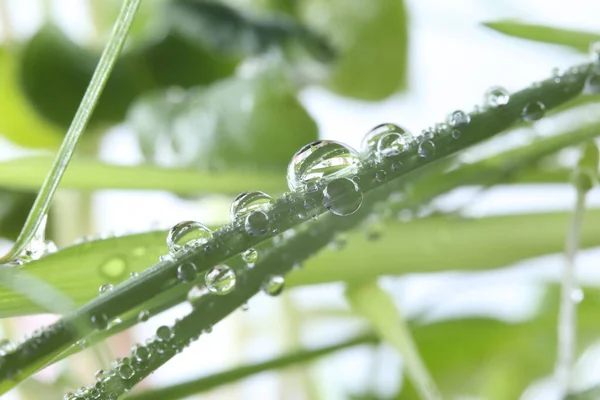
[
  {"left": 168, "top": 0, "right": 334, "bottom": 62},
  {"left": 483, "top": 20, "right": 600, "bottom": 52},
  {"left": 128, "top": 66, "right": 318, "bottom": 170},
  {"left": 300, "top": 0, "right": 409, "bottom": 99},
  {"left": 0, "top": 156, "right": 285, "bottom": 194},
  {"left": 0, "top": 190, "right": 35, "bottom": 240},
  {"left": 3, "top": 209, "right": 600, "bottom": 317},
  {"left": 0, "top": 49, "right": 61, "bottom": 148}
]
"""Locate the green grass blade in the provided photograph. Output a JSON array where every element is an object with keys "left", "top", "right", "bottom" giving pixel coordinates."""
[
  {"left": 0, "top": 0, "right": 141, "bottom": 262},
  {"left": 128, "top": 333, "right": 378, "bottom": 400},
  {"left": 0, "top": 156, "right": 285, "bottom": 194}
]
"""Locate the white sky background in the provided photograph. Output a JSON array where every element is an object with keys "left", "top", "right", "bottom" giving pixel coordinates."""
[{"left": 1, "top": 0, "right": 600, "bottom": 399}]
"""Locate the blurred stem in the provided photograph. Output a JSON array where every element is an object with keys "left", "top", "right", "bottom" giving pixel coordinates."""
[
  {"left": 556, "top": 186, "right": 587, "bottom": 395},
  {"left": 0, "top": 0, "right": 141, "bottom": 263}
]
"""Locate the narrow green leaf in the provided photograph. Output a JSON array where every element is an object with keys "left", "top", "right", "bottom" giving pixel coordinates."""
[
  {"left": 300, "top": 0, "right": 408, "bottom": 99},
  {"left": 0, "top": 156, "right": 285, "bottom": 194},
  {"left": 483, "top": 20, "right": 600, "bottom": 52},
  {"left": 346, "top": 281, "right": 440, "bottom": 400}
]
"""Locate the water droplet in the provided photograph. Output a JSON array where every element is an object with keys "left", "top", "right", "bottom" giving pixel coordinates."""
[
  {"left": 0, "top": 339, "right": 15, "bottom": 356},
  {"left": 156, "top": 326, "right": 173, "bottom": 341},
  {"left": 91, "top": 313, "right": 109, "bottom": 330},
  {"left": 20, "top": 214, "right": 49, "bottom": 262},
  {"left": 244, "top": 211, "right": 270, "bottom": 236},
  {"left": 242, "top": 248, "right": 258, "bottom": 264},
  {"left": 99, "top": 257, "right": 127, "bottom": 281},
  {"left": 205, "top": 265, "right": 236, "bottom": 295},
  {"left": 447, "top": 110, "right": 470, "bottom": 127},
  {"left": 98, "top": 284, "right": 114, "bottom": 294},
  {"left": 203, "top": 326, "right": 213, "bottom": 334},
  {"left": 137, "top": 310, "right": 150, "bottom": 322},
  {"left": 362, "top": 124, "right": 413, "bottom": 157},
  {"left": 571, "top": 288, "right": 584, "bottom": 303},
  {"left": 133, "top": 345, "right": 150, "bottom": 362},
  {"left": 584, "top": 72, "right": 600, "bottom": 94},
  {"left": 262, "top": 275, "right": 285, "bottom": 296},
  {"left": 118, "top": 364, "right": 135, "bottom": 380},
  {"left": 483, "top": 86, "right": 510, "bottom": 107},
  {"left": 286, "top": 140, "right": 360, "bottom": 191},
  {"left": 159, "top": 254, "right": 173, "bottom": 262},
  {"left": 375, "top": 170, "right": 387, "bottom": 182},
  {"left": 590, "top": 41, "right": 600, "bottom": 62},
  {"left": 451, "top": 129, "right": 461, "bottom": 139},
  {"left": 166, "top": 221, "right": 212, "bottom": 255},
  {"left": 94, "top": 369, "right": 105, "bottom": 381},
  {"left": 521, "top": 101, "right": 546, "bottom": 122},
  {"left": 418, "top": 140, "right": 435, "bottom": 158},
  {"left": 230, "top": 191, "right": 274, "bottom": 221},
  {"left": 322, "top": 178, "right": 363, "bottom": 216},
  {"left": 240, "top": 302, "right": 249, "bottom": 311},
  {"left": 130, "top": 271, "right": 139, "bottom": 278},
  {"left": 177, "top": 263, "right": 197, "bottom": 282}
]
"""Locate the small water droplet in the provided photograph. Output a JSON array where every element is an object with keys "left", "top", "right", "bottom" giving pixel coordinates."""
[
  {"left": 166, "top": 221, "right": 212, "bottom": 255},
  {"left": 98, "top": 284, "right": 114, "bottom": 294},
  {"left": 521, "top": 101, "right": 546, "bottom": 122},
  {"left": 322, "top": 178, "right": 363, "bottom": 216},
  {"left": 137, "top": 310, "right": 150, "bottom": 322},
  {"left": 177, "top": 262, "right": 197, "bottom": 282},
  {"left": 286, "top": 140, "right": 360, "bottom": 191},
  {"left": 205, "top": 265, "right": 236, "bottom": 295},
  {"left": 244, "top": 211, "right": 270, "bottom": 236},
  {"left": 0, "top": 339, "right": 15, "bottom": 356},
  {"left": 159, "top": 254, "right": 173, "bottom": 262},
  {"left": 203, "top": 326, "right": 213, "bottom": 334},
  {"left": 483, "top": 86, "right": 510, "bottom": 107},
  {"left": 451, "top": 129, "right": 461, "bottom": 139},
  {"left": 375, "top": 170, "right": 387, "bottom": 182},
  {"left": 240, "top": 302, "right": 249, "bottom": 311},
  {"left": 571, "top": 288, "right": 584, "bottom": 303},
  {"left": 418, "top": 140, "right": 435, "bottom": 158},
  {"left": 133, "top": 345, "right": 150, "bottom": 362},
  {"left": 590, "top": 41, "right": 600, "bottom": 62},
  {"left": 447, "top": 110, "right": 470, "bottom": 127},
  {"left": 94, "top": 369, "right": 105, "bottom": 381},
  {"left": 362, "top": 124, "right": 413, "bottom": 157},
  {"left": 156, "top": 326, "right": 173, "bottom": 341},
  {"left": 230, "top": 191, "right": 274, "bottom": 221},
  {"left": 584, "top": 72, "right": 600, "bottom": 94},
  {"left": 91, "top": 313, "right": 109, "bottom": 330},
  {"left": 262, "top": 275, "right": 285, "bottom": 296},
  {"left": 242, "top": 248, "right": 258, "bottom": 264},
  {"left": 130, "top": 271, "right": 139, "bottom": 278},
  {"left": 98, "top": 256, "right": 127, "bottom": 281},
  {"left": 118, "top": 364, "right": 135, "bottom": 380}
]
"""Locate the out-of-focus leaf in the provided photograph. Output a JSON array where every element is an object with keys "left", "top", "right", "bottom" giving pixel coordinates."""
[
  {"left": 128, "top": 66, "right": 318, "bottom": 170},
  {"left": 19, "top": 25, "right": 141, "bottom": 129},
  {"left": 0, "top": 156, "right": 285, "bottom": 194},
  {"left": 2, "top": 209, "right": 600, "bottom": 317},
  {"left": 300, "top": 0, "right": 409, "bottom": 99},
  {"left": 0, "top": 190, "right": 35, "bottom": 240},
  {"left": 483, "top": 20, "right": 600, "bottom": 52},
  {"left": 168, "top": 0, "right": 334, "bottom": 62},
  {"left": 0, "top": 49, "right": 61, "bottom": 148},
  {"left": 399, "top": 286, "right": 600, "bottom": 399}
]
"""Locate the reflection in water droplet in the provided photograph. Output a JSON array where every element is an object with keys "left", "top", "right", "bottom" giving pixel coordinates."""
[
  {"left": 177, "top": 263, "right": 197, "bottom": 282},
  {"left": 118, "top": 364, "right": 135, "bottom": 380},
  {"left": 230, "top": 191, "right": 274, "bottom": 221},
  {"left": 447, "top": 110, "right": 470, "bottom": 127},
  {"left": 205, "top": 265, "right": 236, "bottom": 295},
  {"left": 287, "top": 140, "right": 360, "bottom": 191},
  {"left": 521, "top": 101, "right": 546, "bottom": 122},
  {"left": 98, "top": 257, "right": 127, "bottom": 281},
  {"left": 362, "top": 124, "right": 413, "bottom": 157},
  {"left": 375, "top": 170, "right": 387, "bottom": 182},
  {"left": 166, "top": 221, "right": 212, "bottom": 255},
  {"left": 156, "top": 325, "right": 173, "bottom": 341},
  {"left": 137, "top": 310, "right": 150, "bottom": 322},
  {"left": 91, "top": 313, "right": 109, "bottom": 330},
  {"left": 244, "top": 211, "right": 270, "bottom": 236},
  {"left": 418, "top": 140, "right": 436, "bottom": 158},
  {"left": 262, "top": 275, "right": 285, "bottom": 296},
  {"left": 322, "top": 178, "right": 363, "bottom": 216},
  {"left": 483, "top": 86, "right": 510, "bottom": 108},
  {"left": 98, "top": 284, "right": 114, "bottom": 294},
  {"left": 242, "top": 248, "right": 258, "bottom": 264}
]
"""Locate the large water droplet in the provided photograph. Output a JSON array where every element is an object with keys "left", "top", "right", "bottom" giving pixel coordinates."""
[
  {"left": 98, "top": 257, "right": 127, "bottom": 281},
  {"left": 244, "top": 211, "right": 270, "bottom": 236},
  {"left": 362, "top": 124, "right": 413, "bottom": 157},
  {"left": 418, "top": 140, "right": 436, "bottom": 158},
  {"left": 262, "top": 275, "right": 285, "bottom": 296},
  {"left": 590, "top": 41, "right": 600, "bottom": 62},
  {"left": 230, "top": 191, "right": 274, "bottom": 221},
  {"left": 483, "top": 86, "right": 510, "bottom": 107},
  {"left": 584, "top": 72, "right": 600, "bottom": 94},
  {"left": 322, "top": 178, "right": 363, "bottom": 216},
  {"left": 177, "top": 262, "right": 197, "bottom": 282},
  {"left": 98, "top": 284, "right": 114, "bottom": 294},
  {"left": 133, "top": 345, "right": 150, "bottom": 362},
  {"left": 287, "top": 140, "right": 360, "bottom": 191},
  {"left": 242, "top": 248, "right": 258, "bottom": 264},
  {"left": 166, "top": 221, "right": 212, "bottom": 255},
  {"left": 447, "top": 110, "right": 470, "bottom": 127},
  {"left": 205, "top": 265, "right": 236, "bottom": 295},
  {"left": 522, "top": 101, "right": 546, "bottom": 122}
]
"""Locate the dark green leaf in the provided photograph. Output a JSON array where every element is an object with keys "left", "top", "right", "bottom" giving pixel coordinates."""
[
  {"left": 483, "top": 20, "right": 600, "bottom": 52},
  {"left": 300, "top": 0, "right": 409, "bottom": 99}
]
